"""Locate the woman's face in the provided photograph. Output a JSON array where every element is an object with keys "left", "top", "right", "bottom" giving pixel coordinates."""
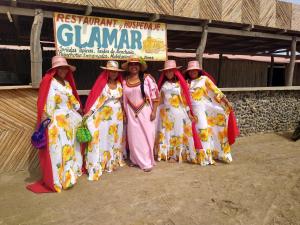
[
  {"left": 108, "top": 70, "right": 118, "bottom": 81},
  {"left": 56, "top": 66, "right": 69, "bottom": 79},
  {"left": 128, "top": 62, "right": 140, "bottom": 74},
  {"left": 165, "top": 69, "right": 175, "bottom": 80},
  {"left": 188, "top": 69, "right": 199, "bottom": 79}
]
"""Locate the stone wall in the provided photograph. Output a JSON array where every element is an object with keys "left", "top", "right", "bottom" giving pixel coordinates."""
[{"left": 224, "top": 90, "right": 300, "bottom": 136}]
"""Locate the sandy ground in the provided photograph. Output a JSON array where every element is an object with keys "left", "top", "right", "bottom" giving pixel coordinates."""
[{"left": 0, "top": 133, "right": 300, "bottom": 225}]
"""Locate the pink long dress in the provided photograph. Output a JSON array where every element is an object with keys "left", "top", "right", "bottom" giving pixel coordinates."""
[{"left": 123, "top": 74, "right": 159, "bottom": 170}]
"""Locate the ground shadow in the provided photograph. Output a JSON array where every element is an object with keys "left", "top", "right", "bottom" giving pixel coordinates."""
[{"left": 274, "top": 131, "right": 295, "bottom": 141}]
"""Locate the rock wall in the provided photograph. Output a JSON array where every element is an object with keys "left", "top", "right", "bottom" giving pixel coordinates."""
[{"left": 226, "top": 90, "right": 300, "bottom": 136}]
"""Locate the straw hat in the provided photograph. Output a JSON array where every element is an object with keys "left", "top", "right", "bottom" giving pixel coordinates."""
[
  {"left": 100, "top": 60, "right": 124, "bottom": 72},
  {"left": 158, "top": 60, "right": 181, "bottom": 71},
  {"left": 47, "top": 55, "right": 76, "bottom": 72},
  {"left": 184, "top": 60, "right": 202, "bottom": 74},
  {"left": 121, "top": 55, "right": 148, "bottom": 72}
]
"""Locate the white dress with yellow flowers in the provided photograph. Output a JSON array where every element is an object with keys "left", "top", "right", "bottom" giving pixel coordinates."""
[
  {"left": 157, "top": 81, "right": 196, "bottom": 162},
  {"left": 46, "top": 78, "right": 83, "bottom": 192},
  {"left": 86, "top": 82, "right": 125, "bottom": 181},
  {"left": 189, "top": 76, "right": 232, "bottom": 165}
]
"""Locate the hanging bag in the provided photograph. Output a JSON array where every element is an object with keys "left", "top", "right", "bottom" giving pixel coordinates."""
[
  {"left": 76, "top": 117, "right": 92, "bottom": 143},
  {"left": 31, "top": 118, "right": 51, "bottom": 149}
]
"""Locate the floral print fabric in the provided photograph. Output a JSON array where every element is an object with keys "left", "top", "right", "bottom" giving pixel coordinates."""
[
  {"left": 156, "top": 81, "right": 197, "bottom": 163},
  {"left": 85, "top": 82, "right": 125, "bottom": 181},
  {"left": 46, "top": 78, "right": 83, "bottom": 192},
  {"left": 189, "top": 76, "right": 232, "bottom": 165}
]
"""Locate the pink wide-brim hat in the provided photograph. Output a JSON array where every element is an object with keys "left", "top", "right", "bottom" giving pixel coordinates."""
[
  {"left": 159, "top": 60, "right": 182, "bottom": 71},
  {"left": 184, "top": 60, "right": 202, "bottom": 74},
  {"left": 47, "top": 55, "right": 76, "bottom": 73}
]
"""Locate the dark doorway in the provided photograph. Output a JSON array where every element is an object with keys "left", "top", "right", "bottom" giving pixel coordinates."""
[{"left": 268, "top": 65, "right": 286, "bottom": 86}]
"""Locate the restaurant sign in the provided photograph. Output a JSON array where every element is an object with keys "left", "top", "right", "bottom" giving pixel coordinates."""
[{"left": 53, "top": 12, "right": 167, "bottom": 61}]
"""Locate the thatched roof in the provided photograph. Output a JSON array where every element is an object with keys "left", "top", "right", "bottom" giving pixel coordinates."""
[{"left": 31, "top": 0, "right": 300, "bottom": 32}]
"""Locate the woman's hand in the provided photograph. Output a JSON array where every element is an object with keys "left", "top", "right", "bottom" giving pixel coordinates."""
[
  {"left": 41, "top": 112, "right": 47, "bottom": 121},
  {"left": 188, "top": 111, "right": 197, "bottom": 123},
  {"left": 123, "top": 113, "right": 127, "bottom": 124},
  {"left": 83, "top": 111, "right": 93, "bottom": 120},
  {"left": 77, "top": 108, "right": 83, "bottom": 116},
  {"left": 222, "top": 97, "right": 233, "bottom": 112},
  {"left": 150, "top": 111, "right": 156, "bottom": 121}
]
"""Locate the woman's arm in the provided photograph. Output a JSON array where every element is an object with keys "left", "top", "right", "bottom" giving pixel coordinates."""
[
  {"left": 205, "top": 77, "right": 232, "bottom": 113},
  {"left": 44, "top": 83, "right": 56, "bottom": 120}
]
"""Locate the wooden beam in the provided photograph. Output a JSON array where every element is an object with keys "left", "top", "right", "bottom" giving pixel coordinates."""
[
  {"left": 30, "top": 9, "right": 43, "bottom": 88},
  {"left": 215, "top": 41, "right": 290, "bottom": 54},
  {"left": 167, "top": 24, "right": 202, "bottom": 32},
  {"left": 10, "top": 0, "right": 23, "bottom": 44},
  {"left": 2, "top": 5, "right": 300, "bottom": 43},
  {"left": 277, "top": 29, "right": 287, "bottom": 34},
  {"left": 167, "top": 24, "right": 299, "bottom": 41},
  {"left": 243, "top": 24, "right": 254, "bottom": 31},
  {"left": 150, "top": 13, "right": 160, "bottom": 22},
  {"left": 0, "top": 5, "right": 53, "bottom": 18},
  {"left": 208, "top": 37, "right": 254, "bottom": 50},
  {"left": 84, "top": 5, "right": 92, "bottom": 16},
  {"left": 286, "top": 37, "right": 297, "bottom": 86},
  {"left": 268, "top": 55, "right": 274, "bottom": 87},
  {"left": 196, "top": 22, "right": 208, "bottom": 69},
  {"left": 217, "top": 54, "right": 223, "bottom": 86}
]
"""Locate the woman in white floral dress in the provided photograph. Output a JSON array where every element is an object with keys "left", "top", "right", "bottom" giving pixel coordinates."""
[
  {"left": 156, "top": 60, "right": 202, "bottom": 163},
  {"left": 84, "top": 61, "right": 125, "bottom": 181},
  {"left": 27, "top": 56, "right": 83, "bottom": 193},
  {"left": 185, "top": 61, "right": 234, "bottom": 165}
]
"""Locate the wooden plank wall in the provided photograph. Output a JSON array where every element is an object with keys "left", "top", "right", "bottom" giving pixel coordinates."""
[
  {"left": 291, "top": 4, "right": 300, "bottom": 31},
  {"left": 276, "top": 1, "right": 292, "bottom": 29},
  {"left": 198, "top": 0, "right": 222, "bottom": 21},
  {"left": 0, "top": 89, "right": 39, "bottom": 172},
  {"left": 218, "top": 59, "right": 268, "bottom": 87},
  {"left": 35, "top": 0, "right": 298, "bottom": 31},
  {"left": 259, "top": 0, "right": 276, "bottom": 28},
  {"left": 242, "top": 0, "right": 259, "bottom": 25},
  {"left": 222, "top": 0, "right": 242, "bottom": 23},
  {"left": 173, "top": 0, "right": 199, "bottom": 18}
]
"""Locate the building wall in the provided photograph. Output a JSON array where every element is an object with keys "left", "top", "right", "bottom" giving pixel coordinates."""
[
  {"left": 226, "top": 90, "right": 300, "bottom": 135},
  {"left": 2, "top": 50, "right": 299, "bottom": 88},
  {"left": 0, "top": 89, "right": 38, "bottom": 173}
]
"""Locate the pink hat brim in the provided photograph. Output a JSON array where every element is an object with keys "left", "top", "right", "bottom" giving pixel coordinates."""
[
  {"left": 47, "top": 64, "right": 76, "bottom": 73},
  {"left": 183, "top": 67, "right": 202, "bottom": 74},
  {"left": 158, "top": 66, "right": 182, "bottom": 72}
]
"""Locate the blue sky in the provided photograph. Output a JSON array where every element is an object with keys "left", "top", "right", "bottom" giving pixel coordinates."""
[{"left": 281, "top": 0, "right": 300, "bottom": 4}]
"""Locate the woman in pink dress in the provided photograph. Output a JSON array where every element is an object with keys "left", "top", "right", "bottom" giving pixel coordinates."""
[{"left": 121, "top": 55, "right": 160, "bottom": 172}]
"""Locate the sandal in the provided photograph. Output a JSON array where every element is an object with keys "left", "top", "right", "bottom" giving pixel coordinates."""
[{"left": 143, "top": 168, "right": 152, "bottom": 172}]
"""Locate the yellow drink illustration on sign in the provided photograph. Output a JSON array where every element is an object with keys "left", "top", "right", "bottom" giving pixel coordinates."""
[{"left": 143, "top": 36, "right": 165, "bottom": 53}]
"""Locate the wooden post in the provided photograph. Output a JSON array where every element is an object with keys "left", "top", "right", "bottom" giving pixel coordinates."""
[
  {"left": 268, "top": 55, "right": 274, "bottom": 86},
  {"left": 30, "top": 9, "right": 43, "bottom": 88},
  {"left": 217, "top": 53, "right": 223, "bottom": 86},
  {"left": 196, "top": 22, "right": 208, "bottom": 69},
  {"left": 286, "top": 37, "right": 297, "bottom": 86}
]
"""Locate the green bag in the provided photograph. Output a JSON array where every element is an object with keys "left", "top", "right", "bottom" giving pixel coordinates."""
[{"left": 76, "top": 118, "right": 92, "bottom": 143}]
